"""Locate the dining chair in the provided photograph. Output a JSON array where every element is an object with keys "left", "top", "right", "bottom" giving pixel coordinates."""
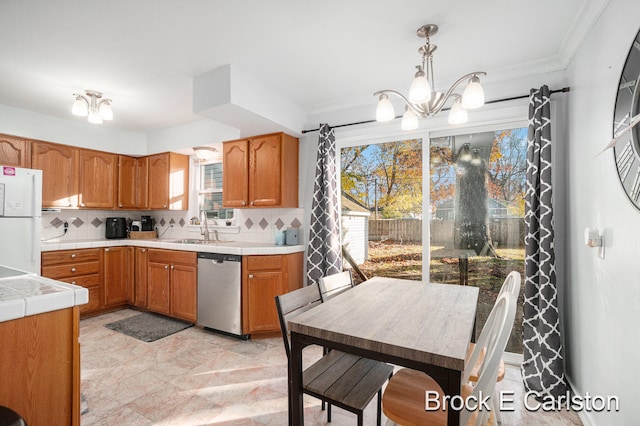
[
  {"left": 319, "top": 270, "right": 354, "bottom": 302},
  {"left": 275, "top": 283, "right": 394, "bottom": 426},
  {"left": 382, "top": 279, "right": 520, "bottom": 426},
  {"left": 466, "top": 271, "right": 521, "bottom": 425}
]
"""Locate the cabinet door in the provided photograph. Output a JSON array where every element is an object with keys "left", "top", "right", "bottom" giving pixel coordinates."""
[
  {"left": 117, "top": 155, "right": 138, "bottom": 209},
  {"left": 137, "top": 156, "right": 149, "bottom": 209},
  {"left": 78, "top": 150, "right": 117, "bottom": 209},
  {"left": 0, "top": 134, "right": 30, "bottom": 167},
  {"left": 170, "top": 264, "right": 197, "bottom": 322},
  {"left": 249, "top": 134, "right": 281, "bottom": 207},
  {"left": 103, "top": 247, "right": 128, "bottom": 306},
  {"left": 169, "top": 153, "right": 189, "bottom": 210},
  {"left": 246, "top": 271, "right": 282, "bottom": 333},
  {"left": 148, "top": 153, "right": 169, "bottom": 209},
  {"left": 222, "top": 140, "right": 249, "bottom": 207},
  {"left": 147, "top": 261, "right": 171, "bottom": 314},
  {"left": 134, "top": 247, "right": 148, "bottom": 307},
  {"left": 32, "top": 142, "right": 78, "bottom": 208}
]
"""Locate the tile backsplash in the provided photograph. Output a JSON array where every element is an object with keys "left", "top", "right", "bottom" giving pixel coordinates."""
[{"left": 42, "top": 208, "right": 306, "bottom": 244}]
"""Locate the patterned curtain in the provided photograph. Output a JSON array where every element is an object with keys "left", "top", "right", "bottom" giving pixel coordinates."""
[
  {"left": 522, "top": 85, "right": 567, "bottom": 399},
  {"left": 306, "top": 123, "right": 342, "bottom": 286}
]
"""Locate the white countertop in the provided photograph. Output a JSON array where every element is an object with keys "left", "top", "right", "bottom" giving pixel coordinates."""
[
  {"left": 41, "top": 238, "right": 306, "bottom": 256},
  {"left": 0, "top": 266, "right": 89, "bottom": 323}
]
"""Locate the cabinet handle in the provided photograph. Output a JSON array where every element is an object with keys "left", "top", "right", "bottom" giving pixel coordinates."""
[
  {"left": 165, "top": 265, "right": 169, "bottom": 269},
  {"left": 141, "top": 249, "right": 146, "bottom": 252},
  {"left": 250, "top": 201, "right": 254, "bottom": 206},
  {"left": 119, "top": 203, "right": 123, "bottom": 207},
  {"left": 70, "top": 254, "right": 76, "bottom": 258},
  {"left": 248, "top": 274, "right": 254, "bottom": 279},
  {"left": 171, "top": 265, "right": 174, "bottom": 270},
  {"left": 79, "top": 203, "right": 85, "bottom": 207},
  {"left": 71, "top": 281, "right": 76, "bottom": 285},
  {"left": 242, "top": 201, "right": 246, "bottom": 206},
  {"left": 71, "top": 267, "right": 76, "bottom": 272},
  {"left": 163, "top": 204, "right": 167, "bottom": 208},
  {"left": 105, "top": 248, "right": 110, "bottom": 252}
]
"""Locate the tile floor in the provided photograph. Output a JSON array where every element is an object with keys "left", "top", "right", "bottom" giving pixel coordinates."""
[{"left": 80, "top": 309, "right": 582, "bottom": 425}]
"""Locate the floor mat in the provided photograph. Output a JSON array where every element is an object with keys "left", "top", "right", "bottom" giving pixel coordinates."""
[{"left": 104, "top": 312, "right": 193, "bottom": 342}]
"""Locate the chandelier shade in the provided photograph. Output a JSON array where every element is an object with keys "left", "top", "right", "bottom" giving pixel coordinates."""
[
  {"left": 193, "top": 146, "right": 218, "bottom": 160},
  {"left": 72, "top": 90, "right": 113, "bottom": 124},
  {"left": 374, "top": 24, "right": 486, "bottom": 128}
]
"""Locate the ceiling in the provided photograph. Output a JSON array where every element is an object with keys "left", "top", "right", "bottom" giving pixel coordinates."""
[{"left": 0, "top": 0, "right": 608, "bottom": 134}]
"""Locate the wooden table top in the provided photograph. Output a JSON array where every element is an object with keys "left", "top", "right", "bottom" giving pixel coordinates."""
[{"left": 289, "top": 276, "right": 479, "bottom": 371}]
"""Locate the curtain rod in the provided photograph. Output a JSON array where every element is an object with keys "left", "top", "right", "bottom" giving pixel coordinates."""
[{"left": 301, "top": 86, "right": 571, "bottom": 134}]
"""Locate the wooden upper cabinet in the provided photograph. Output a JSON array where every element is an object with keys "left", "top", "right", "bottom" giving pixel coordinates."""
[
  {"left": 0, "top": 134, "right": 31, "bottom": 167},
  {"left": 78, "top": 150, "right": 117, "bottom": 209},
  {"left": 32, "top": 141, "right": 79, "bottom": 208},
  {"left": 223, "top": 132, "right": 298, "bottom": 208},
  {"left": 137, "top": 156, "right": 149, "bottom": 209},
  {"left": 222, "top": 140, "right": 250, "bottom": 207},
  {"left": 148, "top": 153, "right": 169, "bottom": 209},
  {"left": 148, "top": 152, "right": 189, "bottom": 210},
  {"left": 117, "top": 155, "right": 137, "bottom": 209},
  {"left": 118, "top": 155, "right": 149, "bottom": 209}
]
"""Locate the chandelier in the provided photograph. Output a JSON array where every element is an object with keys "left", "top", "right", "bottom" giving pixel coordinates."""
[
  {"left": 374, "top": 24, "right": 486, "bottom": 130},
  {"left": 71, "top": 90, "right": 113, "bottom": 124}
]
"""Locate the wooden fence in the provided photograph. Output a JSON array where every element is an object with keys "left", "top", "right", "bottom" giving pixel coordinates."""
[{"left": 368, "top": 217, "right": 525, "bottom": 248}]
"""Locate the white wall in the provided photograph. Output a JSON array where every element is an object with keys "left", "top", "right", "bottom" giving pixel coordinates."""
[{"left": 565, "top": 0, "right": 640, "bottom": 424}]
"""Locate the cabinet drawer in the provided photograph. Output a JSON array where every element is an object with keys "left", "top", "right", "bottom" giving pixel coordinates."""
[
  {"left": 58, "top": 273, "right": 101, "bottom": 288},
  {"left": 246, "top": 255, "right": 282, "bottom": 271},
  {"left": 42, "top": 261, "right": 100, "bottom": 279},
  {"left": 148, "top": 249, "right": 197, "bottom": 265},
  {"left": 42, "top": 249, "right": 100, "bottom": 266}
]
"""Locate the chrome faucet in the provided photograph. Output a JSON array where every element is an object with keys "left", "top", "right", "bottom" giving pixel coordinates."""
[
  {"left": 200, "top": 211, "right": 218, "bottom": 241},
  {"left": 200, "top": 211, "right": 211, "bottom": 241}
]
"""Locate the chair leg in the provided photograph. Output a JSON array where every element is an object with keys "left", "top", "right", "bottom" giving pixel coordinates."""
[
  {"left": 357, "top": 412, "right": 363, "bottom": 426},
  {"left": 493, "top": 389, "right": 503, "bottom": 425},
  {"left": 322, "top": 400, "right": 326, "bottom": 411},
  {"left": 377, "top": 389, "right": 382, "bottom": 426},
  {"left": 328, "top": 402, "right": 332, "bottom": 422}
]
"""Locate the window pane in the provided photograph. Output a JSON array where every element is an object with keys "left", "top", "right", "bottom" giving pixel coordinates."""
[
  {"left": 429, "top": 129, "right": 526, "bottom": 354},
  {"left": 201, "top": 163, "right": 223, "bottom": 191},
  {"left": 198, "top": 162, "right": 233, "bottom": 219},
  {"left": 340, "top": 139, "right": 423, "bottom": 282}
]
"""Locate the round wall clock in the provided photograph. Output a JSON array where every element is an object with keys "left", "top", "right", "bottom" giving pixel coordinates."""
[{"left": 613, "top": 26, "right": 640, "bottom": 210}]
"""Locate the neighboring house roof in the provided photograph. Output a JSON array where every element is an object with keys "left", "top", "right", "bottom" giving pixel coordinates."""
[{"left": 341, "top": 192, "right": 371, "bottom": 216}]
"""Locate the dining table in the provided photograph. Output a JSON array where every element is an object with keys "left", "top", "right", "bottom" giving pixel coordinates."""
[{"left": 287, "top": 276, "right": 479, "bottom": 425}]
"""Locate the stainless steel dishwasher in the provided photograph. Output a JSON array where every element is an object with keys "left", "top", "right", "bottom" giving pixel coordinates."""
[{"left": 197, "top": 252, "right": 247, "bottom": 339}]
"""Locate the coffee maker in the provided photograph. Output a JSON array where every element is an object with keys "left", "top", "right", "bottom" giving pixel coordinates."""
[{"left": 141, "top": 215, "right": 154, "bottom": 231}]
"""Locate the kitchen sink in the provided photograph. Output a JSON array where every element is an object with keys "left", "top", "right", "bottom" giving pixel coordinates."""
[{"left": 162, "top": 239, "right": 234, "bottom": 244}]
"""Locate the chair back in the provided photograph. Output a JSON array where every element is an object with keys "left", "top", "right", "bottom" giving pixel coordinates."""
[
  {"left": 275, "top": 283, "right": 323, "bottom": 359},
  {"left": 319, "top": 270, "right": 354, "bottom": 302},
  {"left": 461, "top": 274, "right": 521, "bottom": 425},
  {"left": 498, "top": 270, "right": 521, "bottom": 298}
]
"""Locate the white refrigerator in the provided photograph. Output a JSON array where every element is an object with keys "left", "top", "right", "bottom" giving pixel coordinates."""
[{"left": 0, "top": 166, "right": 42, "bottom": 274}]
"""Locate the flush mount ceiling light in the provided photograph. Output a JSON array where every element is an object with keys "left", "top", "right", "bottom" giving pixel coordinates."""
[
  {"left": 374, "top": 24, "right": 486, "bottom": 130},
  {"left": 193, "top": 146, "right": 217, "bottom": 161},
  {"left": 71, "top": 90, "right": 113, "bottom": 124}
]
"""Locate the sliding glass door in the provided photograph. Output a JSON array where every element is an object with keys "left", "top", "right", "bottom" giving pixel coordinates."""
[{"left": 338, "top": 124, "right": 526, "bottom": 354}]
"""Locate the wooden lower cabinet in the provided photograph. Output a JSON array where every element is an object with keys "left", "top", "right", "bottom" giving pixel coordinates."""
[
  {"left": 147, "top": 261, "right": 171, "bottom": 315},
  {"left": 42, "top": 248, "right": 103, "bottom": 316},
  {"left": 242, "top": 252, "right": 303, "bottom": 336},
  {"left": 133, "top": 247, "right": 149, "bottom": 307},
  {"left": 147, "top": 249, "right": 197, "bottom": 322},
  {"left": 0, "top": 307, "right": 81, "bottom": 426},
  {"left": 103, "top": 246, "right": 132, "bottom": 307}
]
